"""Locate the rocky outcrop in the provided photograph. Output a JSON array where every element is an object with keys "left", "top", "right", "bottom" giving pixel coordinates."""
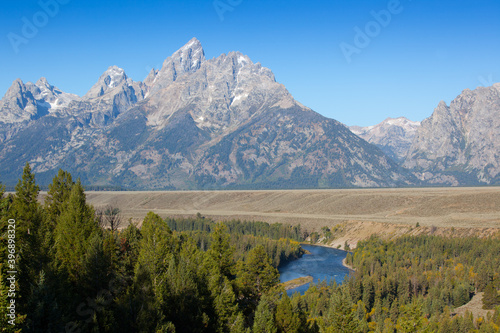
[
  {"left": 350, "top": 117, "right": 420, "bottom": 163},
  {"left": 404, "top": 84, "right": 500, "bottom": 185}
]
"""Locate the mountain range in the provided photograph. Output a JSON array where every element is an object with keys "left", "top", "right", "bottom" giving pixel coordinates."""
[
  {"left": 0, "top": 38, "right": 498, "bottom": 189},
  {"left": 350, "top": 117, "right": 421, "bottom": 163}
]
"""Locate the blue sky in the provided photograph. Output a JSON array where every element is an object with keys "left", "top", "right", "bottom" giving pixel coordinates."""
[{"left": 0, "top": 0, "right": 499, "bottom": 126}]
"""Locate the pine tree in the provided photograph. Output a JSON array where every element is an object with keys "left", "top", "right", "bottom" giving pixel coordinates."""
[
  {"left": 24, "top": 270, "right": 62, "bottom": 332},
  {"left": 54, "top": 180, "right": 99, "bottom": 283},
  {"left": 133, "top": 212, "right": 175, "bottom": 331},
  {"left": 135, "top": 212, "right": 174, "bottom": 293},
  {"left": 396, "top": 302, "right": 428, "bottom": 333},
  {"left": 483, "top": 283, "right": 500, "bottom": 310},
  {"left": 212, "top": 276, "right": 241, "bottom": 333},
  {"left": 275, "top": 293, "right": 301, "bottom": 333},
  {"left": 236, "top": 245, "right": 279, "bottom": 300},
  {"left": 41, "top": 169, "right": 74, "bottom": 259},
  {"left": 10, "top": 163, "right": 43, "bottom": 316},
  {"left": 321, "top": 289, "right": 360, "bottom": 333},
  {"left": 253, "top": 294, "right": 278, "bottom": 333},
  {"left": 44, "top": 169, "right": 74, "bottom": 221},
  {"left": 0, "top": 264, "right": 26, "bottom": 331},
  {"left": 119, "top": 222, "right": 142, "bottom": 277},
  {"left": 208, "top": 223, "right": 235, "bottom": 279}
]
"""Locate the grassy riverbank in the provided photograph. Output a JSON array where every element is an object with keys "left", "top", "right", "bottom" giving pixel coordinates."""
[{"left": 281, "top": 276, "right": 314, "bottom": 290}]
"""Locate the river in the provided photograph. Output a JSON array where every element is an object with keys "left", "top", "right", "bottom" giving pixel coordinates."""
[{"left": 279, "top": 244, "right": 352, "bottom": 295}]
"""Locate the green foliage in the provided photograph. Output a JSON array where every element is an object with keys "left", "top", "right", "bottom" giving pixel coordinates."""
[
  {"left": 166, "top": 216, "right": 305, "bottom": 242},
  {"left": 208, "top": 223, "right": 235, "bottom": 278},
  {"left": 9, "top": 163, "right": 43, "bottom": 317},
  {"left": 309, "top": 231, "right": 319, "bottom": 244},
  {"left": 54, "top": 180, "right": 100, "bottom": 283},
  {"left": 167, "top": 217, "right": 305, "bottom": 267},
  {"left": 236, "top": 245, "right": 280, "bottom": 301},
  {"left": 483, "top": 283, "right": 500, "bottom": 309},
  {"left": 3, "top": 167, "right": 500, "bottom": 333},
  {"left": 396, "top": 302, "right": 428, "bottom": 333},
  {"left": 319, "top": 289, "right": 360, "bottom": 333},
  {"left": 39, "top": 169, "right": 75, "bottom": 266},
  {"left": 134, "top": 212, "right": 174, "bottom": 295},
  {"left": 253, "top": 294, "right": 278, "bottom": 333},
  {"left": 44, "top": 169, "right": 74, "bottom": 222}
]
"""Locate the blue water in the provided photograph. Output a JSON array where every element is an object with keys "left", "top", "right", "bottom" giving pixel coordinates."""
[{"left": 279, "top": 244, "right": 352, "bottom": 295}]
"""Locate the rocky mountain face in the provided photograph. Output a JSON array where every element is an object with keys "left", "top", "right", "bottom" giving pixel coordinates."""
[
  {"left": 0, "top": 77, "right": 79, "bottom": 124},
  {"left": 0, "top": 38, "right": 415, "bottom": 189},
  {"left": 350, "top": 117, "right": 421, "bottom": 163},
  {"left": 403, "top": 84, "right": 500, "bottom": 185}
]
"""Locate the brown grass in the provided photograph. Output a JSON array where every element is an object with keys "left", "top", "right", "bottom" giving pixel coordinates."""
[
  {"left": 39, "top": 187, "right": 500, "bottom": 242},
  {"left": 72, "top": 187, "right": 500, "bottom": 228}
]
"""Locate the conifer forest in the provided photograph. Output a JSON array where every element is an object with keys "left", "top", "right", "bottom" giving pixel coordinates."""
[{"left": 1, "top": 164, "right": 500, "bottom": 332}]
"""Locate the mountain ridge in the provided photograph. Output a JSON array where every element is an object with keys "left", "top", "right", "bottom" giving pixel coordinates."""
[
  {"left": 350, "top": 117, "right": 421, "bottom": 163},
  {"left": 403, "top": 84, "right": 500, "bottom": 185},
  {"left": 4, "top": 38, "right": 497, "bottom": 189}
]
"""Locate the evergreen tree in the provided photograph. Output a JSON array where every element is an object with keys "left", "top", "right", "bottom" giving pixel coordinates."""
[
  {"left": 41, "top": 169, "right": 75, "bottom": 261},
  {"left": 24, "top": 270, "right": 62, "bottom": 332},
  {"left": 236, "top": 245, "right": 279, "bottom": 300},
  {"left": 396, "top": 302, "right": 428, "bottom": 333},
  {"left": 10, "top": 163, "right": 43, "bottom": 315},
  {"left": 54, "top": 180, "right": 99, "bottom": 284},
  {"left": 11, "top": 163, "right": 41, "bottom": 230},
  {"left": 133, "top": 212, "right": 175, "bottom": 331},
  {"left": 275, "top": 293, "right": 301, "bottom": 333},
  {"left": 162, "top": 239, "right": 212, "bottom": 332},
  {"left": 0, "top": 264, "right": 27, "bottom": 331},
  {"left": 483, "top": 283, "right": 500, "bottom": 310},
  {"left": 44, "top": 169, "right": 74, "bottom": 222},
  {"left": 320, "top": 289, "right": 360, "bottom": 333},
  {"left": 212, "top": 276, "right": 241, "bottom": 333},
  {"left": 253, "top": 294, "right": 278, "bottom": 333},
  {"left": 208, "top": 223, "right": 235, "bottom": 279},
  {"left": 135, "top": 212, "right": 174, "bottom": 293},
  {"left": 119, "top": 222, "right": 142, "bottom": 277}
]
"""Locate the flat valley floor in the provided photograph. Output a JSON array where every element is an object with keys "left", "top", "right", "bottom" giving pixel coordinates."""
[{"left": 76, "top": 187, "right": 500, "bottom": 231}]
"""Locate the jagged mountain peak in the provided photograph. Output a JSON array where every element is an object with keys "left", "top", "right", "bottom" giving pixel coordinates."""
[
  {"left": 227, "top": 51, "right": 251, "bottom": 64},
  {"left": 350, "top": 116, "right": 421, "bottom": 163},
  {"left": 143, "top": 41, "right": 295, "bottom": 130},
  {"left": 30, "top": 77, "right": 79, "bottom": 109},
  {"left": 180, "top": 37, "right": 203, "bottom": 52},
  {"left": 147, "top": 38, "right": 206, "bottom": 95},
  {"left": 84, "top": 65, "right": 131, "bottom": 99},
  {"left": 35, "top": 77, "right": 51, "bottom": 87},
  {"left": 437, "top": 100, "right": 448, "bottom": 108},
  {"left": 144, "top": 68, "right": 159, "bottom": 88},
  {"left": 351, "top": 117, "right": 420, "bottom": 134},
  {"left": 166, "top": 37, "right": 205, "bottom": 72},
  {"left": 98, "top": 65, "right": 129, "bottom": 88},
  {"left": 7, "top": 78, "right": 25, "bottom": 93},
  {"left": 0, "top": 77, "right": 80, "bottom": 124},
  {"left": 404, "top": 82, "right": 500, "bottom": 185}
]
